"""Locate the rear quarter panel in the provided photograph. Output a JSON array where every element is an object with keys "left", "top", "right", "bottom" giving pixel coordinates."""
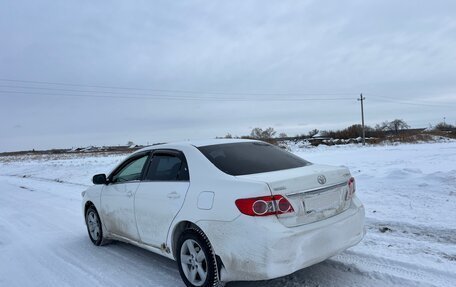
[{"left": 165, "top": 145, "right": 272, "bottom": 257}]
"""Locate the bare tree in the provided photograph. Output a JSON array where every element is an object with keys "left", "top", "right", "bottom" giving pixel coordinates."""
[
  {"left": 378, "top": 119, "right": 410, "bottom": 134},
  {"left": 308, "top": 129, "right": 319, "bottom": 137},
  {"left": 279, "top": 132, "right": 288, "bottom": 138},
  {"left": 224, "top": 133, "right": 233, "bottom": 138},
  {"left": 435, "top": 122, "right": 454, "bottom": 131},
  {"left": 250, "top": 127, "right": 277, "bottom": 139},
  {"left": 376, "top": 121, "right": 390, "bottom": 131},
  {"left": 389, "top": 119, "right": 410, "bottom": 134}
]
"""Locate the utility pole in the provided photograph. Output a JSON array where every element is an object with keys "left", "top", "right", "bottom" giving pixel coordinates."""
[{"left": 358, "top": 93, "right": 366, "bottom": 146}]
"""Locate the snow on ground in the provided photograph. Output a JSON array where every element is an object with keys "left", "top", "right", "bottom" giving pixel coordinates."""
[{"left": 0, "top": 142, "right": 455, "bottom": 286}]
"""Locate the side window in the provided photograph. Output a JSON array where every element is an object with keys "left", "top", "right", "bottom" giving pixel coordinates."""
[
  {"left": 112, "top": 155, "right": 148, "bottom": 183},
  {"left": 145, "top": 154, "right": 189, "bottom": 181}
]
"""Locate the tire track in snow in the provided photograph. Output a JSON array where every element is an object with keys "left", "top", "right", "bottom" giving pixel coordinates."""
[
  {"left": 332, "top": 250, "right": 456, "bottom": 287},
  {"left": 1, "top": 173, "right": 89, "bottom": 187},
  {"left": 365, "top": 217, "right": 456, "bottom": 245},
  {"left": 100, "top": 242, "right": 182, "bottom": 285}
]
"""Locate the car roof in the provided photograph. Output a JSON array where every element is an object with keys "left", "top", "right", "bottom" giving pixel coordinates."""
[{"left": 135, "top": 138, "right": 260, "bottom": 153}]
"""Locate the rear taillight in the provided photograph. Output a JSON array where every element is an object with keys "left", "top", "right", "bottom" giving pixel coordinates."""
[
  {"left": 235, "top": 195, "right": 294, "bottom": 216},
  {"left": 345, "top": 177, "right": 356, "bottom": 200}
]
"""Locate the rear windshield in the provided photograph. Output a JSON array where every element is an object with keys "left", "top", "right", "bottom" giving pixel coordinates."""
[{"left": 197, "top": 142, "right": 311, "bottom": 176}]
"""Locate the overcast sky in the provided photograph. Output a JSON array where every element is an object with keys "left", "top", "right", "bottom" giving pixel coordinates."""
[{"left": 1, "top": 0, "right": 455, "bottom": 151}]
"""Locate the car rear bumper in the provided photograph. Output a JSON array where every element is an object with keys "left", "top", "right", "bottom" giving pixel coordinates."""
[{"left": 197, "top": 197, "right": 365, "bottom": 282}]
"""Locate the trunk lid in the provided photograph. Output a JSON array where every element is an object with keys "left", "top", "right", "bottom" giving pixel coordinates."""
[{"left": 236, "top": 164, "right": 352, "bottom": 227}]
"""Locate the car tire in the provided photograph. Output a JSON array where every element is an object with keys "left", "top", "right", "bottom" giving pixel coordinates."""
[
  {"left": 177, "top": 228, "right": 221, "bottom": 287},
  {"left": 85, "top": 206, "right": 108, "bottom": 246}
]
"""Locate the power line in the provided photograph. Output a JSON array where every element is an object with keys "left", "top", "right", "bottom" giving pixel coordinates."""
[
  {"left": 0, "top": 90, "right": 355, "bottom": 102},
  {"left": 369, "top": 96, "right": 456, "bottom": 108},
  {"left": 1, "top": 78, "right": 454, "bottom": 107},
  {"left": 0, "top": 78, "right": 356, "bottom": 97},
  {"left": 0, "top": 84, "right": 356, "bottom": 101}
]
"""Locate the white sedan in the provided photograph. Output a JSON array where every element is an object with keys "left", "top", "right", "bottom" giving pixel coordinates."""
[{"left": 82, "top": 139, "right": 365, "bottom": 287}]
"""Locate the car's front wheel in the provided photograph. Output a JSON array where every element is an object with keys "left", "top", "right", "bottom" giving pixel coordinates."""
[
  {"left": 177, "top": 229, "right": 220, "bottom": 287},
  {"left": 85, "top": 205, "right": 106, "bottom": 246}
]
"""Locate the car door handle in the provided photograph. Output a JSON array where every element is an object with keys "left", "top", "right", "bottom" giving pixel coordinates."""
[
  {"left": 126, "top": 190, "right": 133, "bottom": 198},
  {"left": 167, "top": 191, "right": 180, "bottom": 199}
]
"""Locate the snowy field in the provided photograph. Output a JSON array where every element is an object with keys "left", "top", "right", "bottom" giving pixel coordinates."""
[{"left": 1, "top": 142, "right": 455, "bottom": 287}]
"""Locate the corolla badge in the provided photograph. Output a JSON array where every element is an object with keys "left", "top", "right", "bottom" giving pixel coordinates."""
[{"left": 317, "top": 175, "right": 327, "bottom": 185}]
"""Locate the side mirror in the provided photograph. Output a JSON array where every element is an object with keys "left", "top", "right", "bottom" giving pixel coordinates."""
[{"left": 92, "top": 174, "right": 107, "bottom": 185}]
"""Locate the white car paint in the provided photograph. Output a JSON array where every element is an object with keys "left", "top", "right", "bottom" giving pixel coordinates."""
[
  {"left": 82, "top": 139, "right": 365, "bottom": 283},
  {"left": 101, "top": 181, "right": 140, "bottom": 240},
  {"left": 135, "top": 181, "right": 190, "bottom": 248},
  {"left": 197, "top": 191, "right": 215, "bottom": 210}
]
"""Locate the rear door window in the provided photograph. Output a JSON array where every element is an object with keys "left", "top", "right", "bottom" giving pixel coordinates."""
[{"left": 144, "top": 153, "right": 189, "bottom": 181}]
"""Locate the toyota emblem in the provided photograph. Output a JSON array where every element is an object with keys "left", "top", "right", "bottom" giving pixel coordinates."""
[{"left": 317, "top": 175, "right": 326, "bottom": 185}]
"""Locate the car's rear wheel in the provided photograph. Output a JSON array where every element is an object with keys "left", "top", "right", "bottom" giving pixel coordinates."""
[
  {"left": 85, "top": 206, "right": 106, "bottom": 246},
  {"left": 177, "top": 229, "right": 220, "bottom": 287}
]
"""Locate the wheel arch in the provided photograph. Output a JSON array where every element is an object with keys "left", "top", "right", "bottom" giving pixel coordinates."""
[
  {"left": 170, "top": 221, "right": 223, "bottom": 263},
  {"left": 171, "top": 220, "right": 225, "bottom": 281},
  {"left": 84, "top": 200, "right": 95, "bottom": 215},
  {"left": 171, "top": 221, "right": 198, "bottom": 259},
  {"left": 83, "top": 200, "right": 105, "bottom": 230}
]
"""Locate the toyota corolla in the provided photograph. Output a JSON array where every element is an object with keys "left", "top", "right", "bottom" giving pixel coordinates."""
[{"left": 82, "top": 139, "right": 365, "bottom": 287}]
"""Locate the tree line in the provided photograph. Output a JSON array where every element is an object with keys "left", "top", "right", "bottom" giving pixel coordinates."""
[{"left": 222, "top": 119, "right": 455, "bottom": 140}]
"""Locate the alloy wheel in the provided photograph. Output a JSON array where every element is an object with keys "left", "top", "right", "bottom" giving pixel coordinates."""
[
  {"left": 180, "top": 239, "right": 208, "bottom": 286},
  {"left": 87, "top": 210, "right": 100, "bottom": 241}
]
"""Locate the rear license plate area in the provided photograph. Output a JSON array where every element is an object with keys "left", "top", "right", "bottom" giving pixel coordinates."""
[{"left": 303, "top": 189, "right": 341, "bottom": 215}]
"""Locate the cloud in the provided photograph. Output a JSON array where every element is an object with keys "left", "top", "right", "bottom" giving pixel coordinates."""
[{"left": 0, "top": 0, "right": 455, "bottom": 151}]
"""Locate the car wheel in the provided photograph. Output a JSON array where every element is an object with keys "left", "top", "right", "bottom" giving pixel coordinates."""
[
  {"left": 85, "top": 206, "right": 106, "bottom": 246},
  {"left": 177, "top": 228, "right": 220, "bottom": 287}
]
